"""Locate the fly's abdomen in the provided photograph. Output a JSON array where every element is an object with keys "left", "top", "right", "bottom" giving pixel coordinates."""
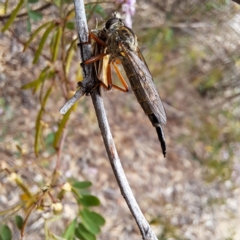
[
  {"left": 128, "top": 73, "right": 155, "bottom": 116},
  {"left": 121, "top": 53, "right": 166, "bottom": 125}
]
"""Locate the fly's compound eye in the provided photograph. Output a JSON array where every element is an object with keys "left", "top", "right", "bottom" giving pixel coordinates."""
[{"left": 105, "top": 17, "right": 122, "bottom": 30}]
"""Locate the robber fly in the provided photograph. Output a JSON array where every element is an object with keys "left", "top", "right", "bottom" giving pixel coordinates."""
[{"left": 84, "top": 14, "right": 167, "bottom": 157}]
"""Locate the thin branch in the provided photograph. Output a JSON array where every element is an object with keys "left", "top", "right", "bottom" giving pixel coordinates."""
[
  {"left": 66, "top": 0, "right": 158, "bottom": 239},
  {"left": 90, "top": 89, "right": 158, "bottom": 240},
  {"left": 60, "top": 80, "right": 88, "bottom": 114}
]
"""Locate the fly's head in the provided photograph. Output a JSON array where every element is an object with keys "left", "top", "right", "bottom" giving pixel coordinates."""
[
  {"left": 104, "top": 17, "right": 123, "bottom": 33},
  {"left": 104, "top": 17, "right": 138, "bottom": 52}
]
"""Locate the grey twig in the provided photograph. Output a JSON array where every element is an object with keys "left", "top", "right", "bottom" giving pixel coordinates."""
[
  {"left": 60, "top": 81, "right": 87, "bottom": 114},
  {"left": 66, "top": 0, "right": 158, "bottom": 239}
]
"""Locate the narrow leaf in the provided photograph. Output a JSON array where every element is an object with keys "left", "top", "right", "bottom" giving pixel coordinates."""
[
  {"left": 72, "top": 181, "right": 92, "bottom": 189},
  {"left": 21, "top": 66, "right": 50, "bottom": 91},
  {"left": 53, "top": 104, "right": 73, "bottom": 148},
  {"left": 23, "top": 22, "right": 52, "bottom": 51},
  {"left": 49, "top": 31, "right": 55, "bottom": 54},
  {"left": 65, "top": 38, "right": 77, "bottom": 74},
  {"left": 1, "top": 0, "right": 24, "bottom": 32},
  {"left": 78, "top": 195, "right": 100, "bottom": 207},
  {"left": 4, "top": 0, "right": 9, "bottom": 14},
  {"left": 33, "top": 23, "right": 56, "bottom": 64},
  {"left": 21, "top": 79, "right": 40, "bottom": 90},
  {"left": 28, "top": 10, "right": 42, "bottom": 21},
  {"left": 75, "top": 223, "right": 96, "bottom": 240},
  {"left": 27, "top": 17, "right": 31, "bottom": 32},
  {"left": 53, "top": 0, "right": 61, "bottom": 7},
  {"left": 15, "top": 215, "right": 24, "bottom": 230},
  {"left": 62, "top": 218, "right": 76, "bottom": 239},
  {"left": 52, "top": 26, "right": 62, "bottom": 61},
  {"left": 66, "top": 9, "right": 75, "bottom": 21},
  {"left": 51, "top": 234, "right": 66, "bottom": 240},
  {"left": 0, "top": 225, "right": 12, "bottom": 240},
  {"left": 35, "top": 86, "right": 52, "bottom": 156},
  {"left": 66, "top": 22, "right": 75, "bottom": 30}
]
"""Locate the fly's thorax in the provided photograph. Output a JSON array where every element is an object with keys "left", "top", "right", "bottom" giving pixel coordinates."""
[
  {"left": 105, "top": 29, "right": 138, "bottom": 57},
  {"left": 105, "top": 32, "right": 120, "bottom": 55},
  {"left": 117, "top": 26, "right": 138, "bottom": 51},
  {"left": 104, "top": 18, "right": 138, "bottom": 51}
]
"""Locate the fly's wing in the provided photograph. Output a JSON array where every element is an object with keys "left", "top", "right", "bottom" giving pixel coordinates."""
[
  {"left": 123, "top": 47, "right": 167, "bottom": 125},
  {"left": 136, "top": 47, "right": 152, "bottom": 79}
]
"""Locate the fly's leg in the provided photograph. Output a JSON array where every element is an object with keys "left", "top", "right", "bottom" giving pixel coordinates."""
[
  {"left": 91, "top": 62, "right": 129, "bottom": 92},
  {"left": 79, "top": 32, "right": 108, "bottom": 65},
  {"left": 106, "top": 61, "right": 113, "bottom": 90},
  {"left": 112, "top": 63, "right": 129, "bottom": 92},
  {"left": 88, "top": 32, "right": 106, "bottom": 46},
  {"left": 78, "top": 32, "right": 107, "bottom": 47},
  {"left": 83, "top": 53, "right": 109, "bottom": 65}
]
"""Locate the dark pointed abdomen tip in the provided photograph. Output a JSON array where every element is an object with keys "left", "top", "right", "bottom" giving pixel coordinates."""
[{"left": 155, "top": 126, "right": 166, "bottom": 158}]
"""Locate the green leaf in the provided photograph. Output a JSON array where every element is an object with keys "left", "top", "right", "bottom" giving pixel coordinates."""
[
  {"left": 45, "top": 132, "right": 55, "bottom": 145},
  {"left": 15, "top": 215, "right": 24, "bottom": 230},
  {"left": 65, "top": 38, "right": 77, "bottom": 74},
  {"left": 24, "top": 22, "right": 52, "bottom": 50},
  {"left": 33, "top": 23, "right": 56, "bottom": 64},
  {"left": 66, "top": 9, "right": 75, "bottom": 20},
  {"left": 21, "top": 79, "right": 39, "bottom": 90},
  {"left": 78, "top": 195, "right": 100, "bottom": 207},
  {"left": 62, "top": 218, "right": 76, "bottom": 240},
  {"left": 4, "top": 0, "right": 9, "bottom": 14},
  {"left": 28, "top": 0, "right": 38, "bottom": 3},
  {"left": 21, "top": 66, "right": 50, "bottom": 92},
  {"left": 53, "top": 0, "right": 61, "bottom": 7},
  {"left": 79, "top": 209, "right": 100, "bottom": 235},
  {"left": 88, "top": 212, "right": 105, "bottom": 226},
  {"left": 27, "top": 17, "right": 31, "bottom": 32},
  {"left": 52, "top": 26, "right": 62, "bottom": 61},
  {"left": 28, "top": 10, "right": 42, "bottom": 22},
  {"left": 35, "top": 86, "right": 52, "bottom": 156},
  {"left": 80, "top": 209, "right": 105, "bottom": 230},
  {"left": 72, "top": 181, "right": 92, "bottom": 189},
  {"left": 53, "top": 104, "right": 73, "bottom": 149},
  {"left": 66, "top": 22, "right": 75, "bottom": 30},
  {"left": 1, "top": 0, "right": 25, "bottom": 32},
  {"left": 75, "top": 223, "right": 96, "bottom": 240},
  {"left": 51, "top": 234, "right": 66, "bottom": 240},
  {"left": 165, "top": 28, "right": 173, "bottom": 42},
  {"left": 0, "top": 225, "right": 12, "bottom": 240}
]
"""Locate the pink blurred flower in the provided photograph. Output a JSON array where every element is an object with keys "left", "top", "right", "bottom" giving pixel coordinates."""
[{"left": 116, "top": 0, "right": 136, "bottom": 28}]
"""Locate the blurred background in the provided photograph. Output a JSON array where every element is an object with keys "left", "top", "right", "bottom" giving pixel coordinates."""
[{"left": 0, "top": 0, "right": 240, "bottom": 239}]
